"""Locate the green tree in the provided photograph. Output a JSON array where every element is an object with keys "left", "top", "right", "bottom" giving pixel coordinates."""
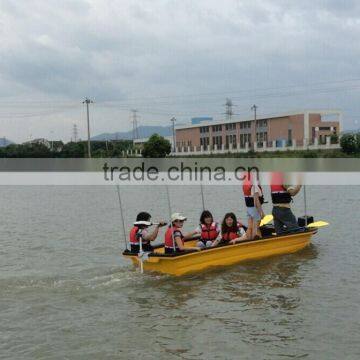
[
  {"left": 60, "top": 142, "right": 86, "bottom": 157},
  {"left": 142, "top": 134, "right": 171, "bottom": 158},
  {"left": 356, "top": 133, "right": 360, "bottom": 152},
  {"left": 0, "top": 143, "right": 52, "bottom": 158},
  {"left": 330, "top": 134, "right": 338, "bottom": 144},
  {"left": 340, "top": 134, "right": 358, "bottom": 154}
]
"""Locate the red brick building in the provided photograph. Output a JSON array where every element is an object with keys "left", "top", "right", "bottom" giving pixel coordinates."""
[{"left": 175, "top": 110, "right": 341, "bottom": 151}]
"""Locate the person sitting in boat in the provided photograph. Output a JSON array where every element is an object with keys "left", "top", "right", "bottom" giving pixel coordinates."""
[
  {"left": 242, "top": 170, "right": 265, "bottom": 240},
  {"left": 129, "top": 212, "right": 166, "bottom": 253},
  {"left": 194, "top": 210, "right": 221, "bottom": 248},
  {"left": 218, "top": 212, "right": 246, "bottom": 245},
  {"left": 164, "top": 213, "right": 201, "bottom": 254}
]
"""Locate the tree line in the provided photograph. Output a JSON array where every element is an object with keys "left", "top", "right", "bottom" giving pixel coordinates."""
[
  {"left": 0, "top": 140, "right": 133, "bottom": 158},
  {"left": 0, "top": 134, "right": 172, "bottom": 158}
]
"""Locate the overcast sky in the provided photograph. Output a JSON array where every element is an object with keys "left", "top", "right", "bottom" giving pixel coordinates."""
[{"left": 1, "top": 0, "right": 360, "bottom": 142}]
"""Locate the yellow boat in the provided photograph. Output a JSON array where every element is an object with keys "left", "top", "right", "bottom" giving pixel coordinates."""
[{"left": 122, "top": 229, "right": 318, "bottom": 276}]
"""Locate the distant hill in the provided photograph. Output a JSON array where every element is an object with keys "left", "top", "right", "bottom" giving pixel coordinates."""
[
  {"left": 0, "top": 138, "right": 14, "bottom": 147},
  {"left": 341, "top": 129, "right": 360, "bottom": 134},
  {"left": 91, "top": 125, "right": 172, "bottom": 141}
]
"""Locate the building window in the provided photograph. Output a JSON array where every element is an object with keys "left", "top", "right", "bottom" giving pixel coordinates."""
[
  {"left": 212, "top": 125, "right": 222, "bottom": 132},
  {"left": 226, "top": 134, "right": 237, "bottom": 149},
  {"left": 212, "top": 135, "right": 222, "bottom": 148},
  {"left": 256, "top": 132, "right": 268, "bottom": 143},
  {"left": 225, "top": 123, "right": 236, "bottom": 131},
  {"left": 200, "top": 126, "right": 209, "bottom": 134},
  {"left": 240, "top": 133, "right": 251, "bottom": 147},
  {"left": 240, "top": 121, "right": 251, "bottom": 129},
  {"left": 256, "top": 119, "right": 268, "bottom": 128},
  {"left": 288, "top": 129, "right": 292, "bottom": 141},
  {"left": 200, "top": 137, "right": 209, "bottom": 149}
]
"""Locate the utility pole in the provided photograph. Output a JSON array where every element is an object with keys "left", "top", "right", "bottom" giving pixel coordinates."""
[
  {"left": 251, "top": 104, "right": 258, "bottom": 121},
  {"left": 251, "top": 104, "right": 258, "bottom": 143},
  {"left": 50, "top": 130, "right": 54, "bottom": 151},
  {"left": 72, "top": 124, "right": 78, "bottom": 143},
  {"left": 131, "top": 109, "right": 139, "bottom": 140},
  {"left": 83, "top": 98, "right": 93, "bottom": 158},
  {"left": 171, "top": 117, "right": 176, "bottom": 152}
]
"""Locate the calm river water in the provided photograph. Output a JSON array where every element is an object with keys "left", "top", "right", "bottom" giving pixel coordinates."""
[{"left": 0, "top": 186, "right": 359, "bottom": 359}]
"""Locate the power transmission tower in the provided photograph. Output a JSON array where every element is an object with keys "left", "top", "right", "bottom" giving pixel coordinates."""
[
  {"left": 131, "top": 109, "right": 139, "bottom": 140},
  {"left": 224, "top": 98, "right": 234, "bottom": 121},
  {"left": 72, "top": 124, "right": 78, "bottom": 143},
  {"left": 83, "top": 98, "right": 94, "bottom": 158}
]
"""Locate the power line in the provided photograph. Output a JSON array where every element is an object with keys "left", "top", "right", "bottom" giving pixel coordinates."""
[{"left": 95, "top": 77, "right": 360, "bottom": 102}]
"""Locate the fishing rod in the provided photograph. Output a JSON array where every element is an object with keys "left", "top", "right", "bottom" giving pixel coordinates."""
[
  {"left": 116, "top": 185, "right": 128, "bottom": 251},
  {"left": 200, "top": 182, "right": 205, "bottom": 211},
  {"left": 303, "top": 184, "right": 308, "bottom": 226}
]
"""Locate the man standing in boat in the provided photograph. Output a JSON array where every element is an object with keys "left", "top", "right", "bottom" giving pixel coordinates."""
[{"left": 270, "top": 172, "right": 302, "bottom": 235}]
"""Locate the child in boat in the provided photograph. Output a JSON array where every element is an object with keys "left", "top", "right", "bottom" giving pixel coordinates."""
[
  {"left": 164, "top": 213, "right": 201, "bottom": 254},
  {"left": 218, "top": 212, "right": 246, "bottom": 245},
  {"left": 129, "top": 212, "right": 166, "bottom": 253},
  {"left": 195, "top": 210, "right": 221, "bottom": 248},
  {"left": 242, "top": 170, "right": 265, "bottom": 240}
]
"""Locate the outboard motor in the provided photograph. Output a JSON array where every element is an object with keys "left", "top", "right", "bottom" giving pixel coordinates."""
[{"left": 298, "top": 215, "right": 314, "bottom": 227}]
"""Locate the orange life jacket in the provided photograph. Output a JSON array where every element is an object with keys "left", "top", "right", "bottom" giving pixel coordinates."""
[
  {"left": 270, "top": 172, "right": 292, "bottom": 204},
  {"left": 242, "top": 174, "right": 264, "bottom": 207},
  {"left": 164, "top": 225, "right": 183, "bottom": 250},
  {"left": 222, "top": 222, "right": 242, "bottom": 242},
  {"left": 222, "top": 230, "right": 239, "bottom": 242},
  {"left": 129, "top": 226, "right": 141, "bottom": 245},
  {"left": 200, "top": 222, "right": 219, "bottom": 241}
]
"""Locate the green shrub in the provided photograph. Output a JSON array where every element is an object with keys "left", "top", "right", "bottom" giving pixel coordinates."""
[
  {"left": 330, "top": 134, "right": 338, "bottom": 144},
  {"left": 340, "top": 134, "right": 358, "bottom": 154}
]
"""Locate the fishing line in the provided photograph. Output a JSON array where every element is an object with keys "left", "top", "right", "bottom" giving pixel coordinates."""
[{"left": 165, "top": 185, "right": 176, "bottom": 251}]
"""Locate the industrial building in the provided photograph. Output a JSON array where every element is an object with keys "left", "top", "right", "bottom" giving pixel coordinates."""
[{"left": 175, "top": 110, "right": 341, "bottom": 152}]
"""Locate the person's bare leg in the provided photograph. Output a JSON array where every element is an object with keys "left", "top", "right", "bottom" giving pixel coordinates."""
[
  {"left": 236, "top": 217, "right": 254, "bottom": 242},
  {"left": 255, "top": 220, "right": 262, "bottom": 238}
]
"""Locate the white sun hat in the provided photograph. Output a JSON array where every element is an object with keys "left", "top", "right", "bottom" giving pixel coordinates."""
[{"left": 171, "top": 213, "right": 187, "bottom": 222}]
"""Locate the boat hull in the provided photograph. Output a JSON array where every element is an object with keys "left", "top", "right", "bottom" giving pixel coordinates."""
[{"left": 123, "top": 231, "right": 315, "bottom": 276}]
